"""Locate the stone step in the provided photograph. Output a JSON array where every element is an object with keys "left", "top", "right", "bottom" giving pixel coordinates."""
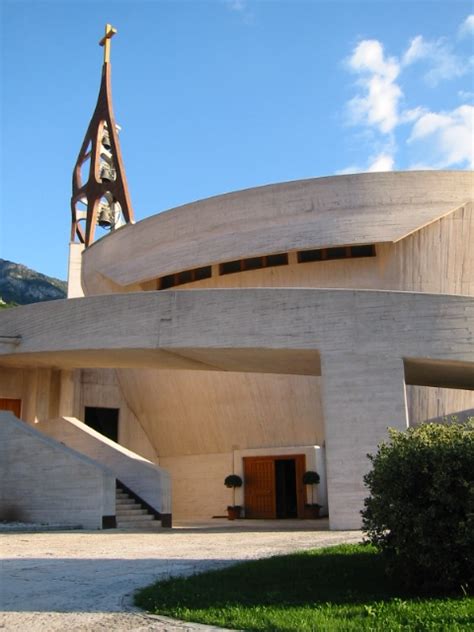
[
  {"left": 115, "top": 487, "right": 157, "bottom": 528},
  {"left": 119, "top": 511, "right": 155, "bottom": 519},
  {"left": 116, "top": 499, "right": 139, "bottom": 506},
  {"left": 116, "top": 521, "right": 162, "bottom": 530},
  {"left": 116, "top": 494, "right": 133, "bottom": 501},
  {"left": 117, "top": 514, "right": 155, "bottom": 524},
  {"left": 116, "top": 508, "right": 149, "bottom": 516}
]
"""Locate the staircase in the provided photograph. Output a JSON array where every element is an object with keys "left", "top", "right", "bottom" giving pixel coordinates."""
[{"left": 115, "top": 486, "right": 162, "bottom": 530}]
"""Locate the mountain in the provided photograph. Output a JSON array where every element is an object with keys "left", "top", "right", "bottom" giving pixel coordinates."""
[{"left": 0, "top": 259, "right": 67, "bottom": 305}]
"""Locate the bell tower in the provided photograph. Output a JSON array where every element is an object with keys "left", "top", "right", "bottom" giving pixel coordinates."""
[{"left": 70, "top": 24, "right": 134, "bottom": 246}]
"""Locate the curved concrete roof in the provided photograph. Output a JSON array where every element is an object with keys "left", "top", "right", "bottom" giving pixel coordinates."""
[
  {"left": 1, "top": 288, "right": 473, "bottom": 389},
  {"left": 82, "top": 171, "right": 473, "bottom": 289}
]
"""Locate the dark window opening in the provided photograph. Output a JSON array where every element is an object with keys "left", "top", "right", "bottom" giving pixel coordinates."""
[
  {"left": 84, "top": 407, "right": 119, "bottom": 443},
  {"left": 177, "top": 270, "right": 193, "bottom": 285},
  {"left": 220, "top": 259, "right": 242, "bottom": 275},
  {"left": 275, "top": 459, "right": 297, "bottom": 519},
  {"left": 160, "top": 274, "right": 175, "bottom": 289},
  {"left": 351, "top": 244, "right": 376, "bottom": 258},
  {"left": 220, "top": 252, "right": 289, "bottom": 276},
  {"left": 267, "top": 253, "right": 288, "bottom": 267},
  {"left": 326, "top": 246, "right": 347, "bottom": 260},
  {"left": 298, "top": 249, "right": 324, "bottom": 263},
  {"left": 298, "top": 244, "right": 376, "bottom": 263},
  {"left": 194, "top": 265, "right": 212, "bottom": 281},
  {"left": 158, "top": 265, "right": 212, "bottom": 289},
  {"left": 244, "top": 257, "right": 264, "bottom": 271}
]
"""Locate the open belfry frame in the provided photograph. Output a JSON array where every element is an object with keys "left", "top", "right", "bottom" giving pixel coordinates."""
[{"left": 71, "top": 24, "right": 134, "bottom": 246}]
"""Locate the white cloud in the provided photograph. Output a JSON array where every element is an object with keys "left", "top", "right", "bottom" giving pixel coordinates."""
[
  {"left": 402, "top": 35, "right": 427, "bottom": 65},
  {"left": 337, "top": 146, "right": 396, "bottom": 174},
  {"left": 399, "top": 107, "right": 425, "bottom": 124},
  {"left": 349, "top": 39, "right": 399, "bottom": 80},
  {"left": 459, "top": 15, "right": 474, "bottom": 38},
  {"left": 336, "top": 165, "right": 363, "bottom": 175},
  {"left": 347, "top": 40, "right": 402, "bottom": 133},
  {"left": 225, "top": 0, "right": 247, "bottom": 10},
  {"left": 408, "top": 105, "right": 474, "bottom": 168},
  {"left": 343, "top": 25, "right": 473, "bottom": 172},
  {"left": 367, "top": 153, "right": 395, "bottom": 172},
  {"left": 223, "top": 0, "right": 254, "bottom": 24},
  {"left": 402, "top": 35, "right": 465, "bottom": 86}
]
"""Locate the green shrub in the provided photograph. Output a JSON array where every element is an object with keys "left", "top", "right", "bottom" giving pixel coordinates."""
[{"left": 362, "top": 421, "right": 474, "bottom": 593}]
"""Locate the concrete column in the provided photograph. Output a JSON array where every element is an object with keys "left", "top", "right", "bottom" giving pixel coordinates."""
[
  {"left": 21, "top": 369, "right": 39, "bottom": 424},
  {"left": 67, "top": 243, "right": 85, "bottom": 298},
  {"left": 58, "top": 370, "right": 76, "bottom": 417},
  {"left": 321, "top": 352, "right": 408, "bottom": 530}
]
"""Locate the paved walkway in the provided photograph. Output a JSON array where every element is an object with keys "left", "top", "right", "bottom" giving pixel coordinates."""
[{"left": 0, "top": 520, "right": 361, "bottom": 631}]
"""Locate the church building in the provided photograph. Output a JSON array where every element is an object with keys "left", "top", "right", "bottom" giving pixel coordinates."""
[{"left": 1, "top": 26, "right": 473, "bottom": 531}]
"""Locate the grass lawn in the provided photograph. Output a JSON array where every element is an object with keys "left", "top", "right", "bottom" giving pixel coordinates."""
[{"left": 135, "top": 543, "right": 474, "bottom": 631}]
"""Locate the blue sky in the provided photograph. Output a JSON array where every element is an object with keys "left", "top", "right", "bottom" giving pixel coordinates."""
[{"left": 1, "top": 0, "right": 473, "bottom": 280}]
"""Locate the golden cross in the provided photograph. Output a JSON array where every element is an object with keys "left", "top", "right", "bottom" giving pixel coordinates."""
[{"left": 99, "top": 24, "right": 117, "bottom": 64}]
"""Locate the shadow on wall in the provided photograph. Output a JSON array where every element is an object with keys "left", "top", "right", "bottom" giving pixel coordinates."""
[{"left": 0, "top": 504, "right": 25, "bottom": 522}]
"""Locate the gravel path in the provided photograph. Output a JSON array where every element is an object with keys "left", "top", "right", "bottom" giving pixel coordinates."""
[{"left": 0, "top": 521, "right": 361, "bottom": 631}]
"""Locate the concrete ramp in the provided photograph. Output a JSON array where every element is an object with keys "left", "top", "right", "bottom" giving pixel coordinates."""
[
  {"left": 0, "top": 412, "right": 115, "bottom": 529},
  {"left": 37, "top": 416, "right": 171, "bottom": 526}
]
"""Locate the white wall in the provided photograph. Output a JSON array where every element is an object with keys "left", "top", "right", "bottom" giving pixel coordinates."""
[
  {"left": 0, "top": 412, "right": 115, "bottom": 528},
  {"left": 161, "top": 445, "right": 327, "bottom": 520},
  {"left": 38, "top": 416, "right": 171, "bottom": 515},
  {"left": 160, "top": 452, "right": 231, "bottom": 520}
]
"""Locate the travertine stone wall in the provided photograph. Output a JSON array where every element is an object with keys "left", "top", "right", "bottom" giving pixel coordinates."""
[
  {"left": 78, "top": 369, "right": 159, "bottom": 462},
  {"left": 2, "top": 171, "right": 472, "bottom": 528},
  {"left": 117, "top": 369, "right": 324, "bottom": 457},
  {"left": 0, "top": 367, "right": 61, "bottom": 424},
  {"left": 0, "top": 412, "right": 115, "bottom": 528},
  {"left": 156, "top": 203, "right": 472, "bottom": 296},
  {"left": 321, "top": 353, "right": 409, "bottom": 530},
  {"left": 160, "top": 446, "right": 328, "bottom": 521},
  {"left": 67, "top": 243, "right": 85, "bottom": 299},
  {"left": 81, "top": 194, "right": 473, "bottom": 471},
  {"left": 82, "top": 171, "right": 473, "bottom": 290},
  {"left": 159, "top": 452, "right": 232, "bottom": 520},
  {"left": 38, "top": 416, "right": 171, "bottom": 515},
  {"left": 406, "top": 385, "right": 474, "bottom": 423}
]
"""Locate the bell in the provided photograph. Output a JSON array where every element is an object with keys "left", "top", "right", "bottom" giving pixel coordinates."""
[
  {"left": 102, "top": 129, "right": 111, "bottom": 149},
  {"left": 98, "top": 202, "right": 115, "bottom": 228},
  {"left": 100, "top": 165, "right": 116, "bottom": 182}
]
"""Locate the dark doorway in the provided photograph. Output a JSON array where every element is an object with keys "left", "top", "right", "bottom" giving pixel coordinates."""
[
  {"left": 84, "top": 407, "right": 119, "bottom": 442},
  {"left": 275, "top": 459, "right": 297, "bottom": 518},
  {"left": 0, "top": 398, "right": 22, "bottom": 418}
]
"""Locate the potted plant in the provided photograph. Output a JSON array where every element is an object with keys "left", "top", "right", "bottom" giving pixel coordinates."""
[
  {"left": 224, "top": 474, "right": 243, "bottom": 520},
  {"left": 303, "top": 470, "right": 321, "bottom": 518}
]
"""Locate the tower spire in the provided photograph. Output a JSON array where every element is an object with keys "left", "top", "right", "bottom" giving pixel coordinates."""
[{"left": 70, "top": 24, "right": 134, "bottom": 246}]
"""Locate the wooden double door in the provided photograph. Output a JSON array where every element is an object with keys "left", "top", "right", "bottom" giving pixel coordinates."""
[{"left": 243, "top": 454, "right": 305, "bottom": 519}]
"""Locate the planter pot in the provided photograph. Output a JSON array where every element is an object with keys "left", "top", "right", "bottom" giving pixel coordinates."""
[
  {"left": 227, "top": 506, "right": 242, "bottom": 520},
  {"left": 304, "top": 505, "right": 321, "bottom": 519}
]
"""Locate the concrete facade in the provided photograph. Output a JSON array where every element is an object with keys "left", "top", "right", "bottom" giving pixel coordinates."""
[{"left": 0, "top": 171, "right": 473, "bottom": 528}]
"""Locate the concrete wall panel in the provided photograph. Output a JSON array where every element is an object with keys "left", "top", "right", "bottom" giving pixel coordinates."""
[
  {"left": 0, "top": 412, "right": 115, "bottom": 528},
  {"left": 38, "top": 416, "right": 171, "bottom": 515},
  {"left": 321, "top": 353, "right": 409, "bottom": 530}
]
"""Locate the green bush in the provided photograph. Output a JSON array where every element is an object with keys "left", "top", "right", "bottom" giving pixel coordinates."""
[{"left": 362, "top": 421, "right": 474, "bottom": 593}]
